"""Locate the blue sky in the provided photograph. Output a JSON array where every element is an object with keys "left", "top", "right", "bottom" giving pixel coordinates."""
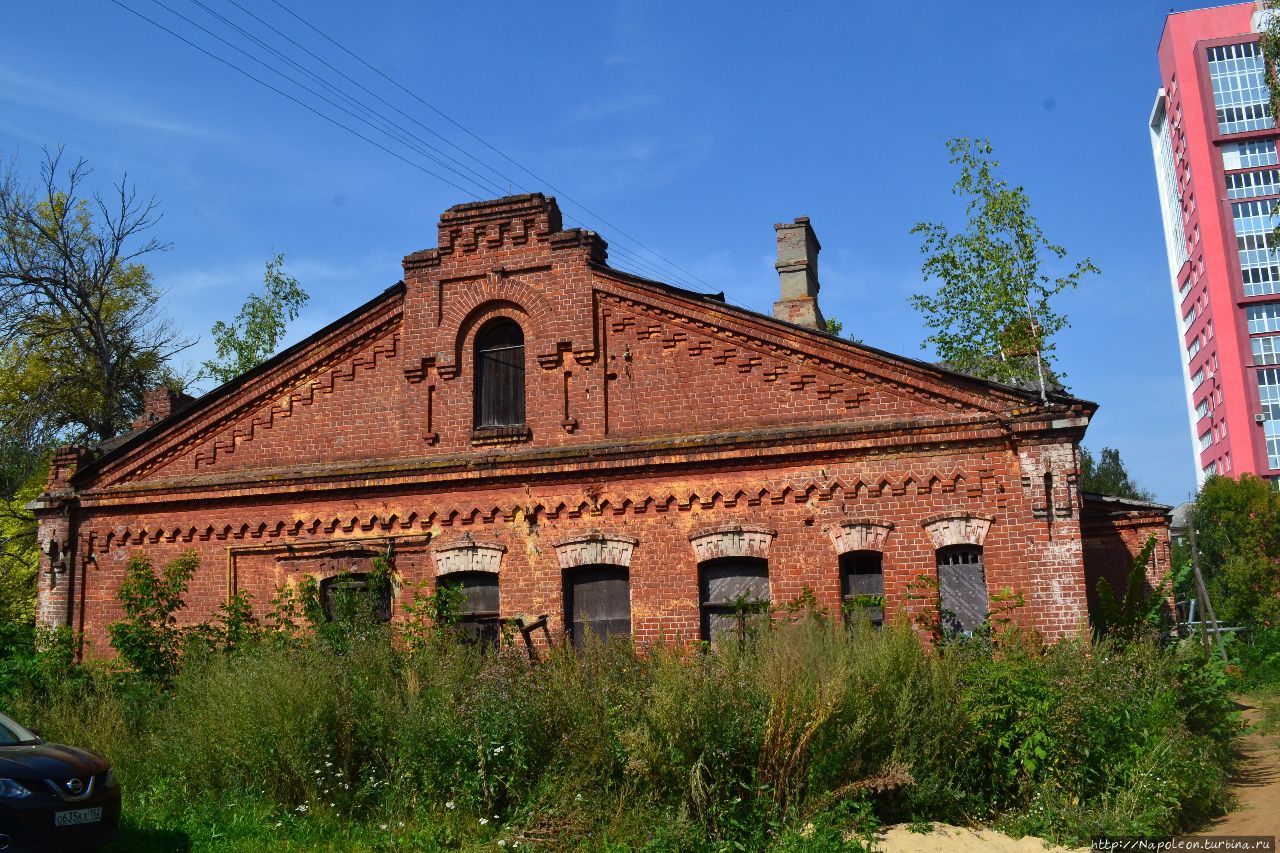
[{"left": 2, "top": 1, "right": 1206, "bottom": 503}]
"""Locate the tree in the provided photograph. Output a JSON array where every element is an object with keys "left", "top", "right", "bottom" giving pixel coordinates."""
[
  {"left": 910, "top": 138, "right": 1098, "bottom": 401},
  {"left": 0, "top": 148, "right": 189, "bottom": 443},
  {"left": 0, "top": 149, "right": 188, "bottom": 624},
  {"left": 1079, "top": 446, "right": 1155, "bottom": 502},
  {"left": 198, "top": 253, "right": 308, "bottom": 387},
  {"left": 1192, "top": 474, "right": 1280, "bottom": 627},
  {"left": 823, "top": 316, "right": 862, "bottom": 345}
]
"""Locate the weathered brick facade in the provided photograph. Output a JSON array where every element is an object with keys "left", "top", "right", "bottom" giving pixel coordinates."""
[
  {"left": 32, "top": 194, "right": 1157, "bottom": 653},
  {"left": 1080, "top": 493, "right": 1175, "bottom": 618}
]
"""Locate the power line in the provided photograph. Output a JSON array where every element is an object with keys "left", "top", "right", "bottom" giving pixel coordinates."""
[
  {"left": 218, "top": 0, "right": 519, "bottom": 197},
  {"left": 197, "top": 0, "right": 708, "bottom": 287},
  {"left": 110, "top": 0, "right": 719, "bottom": 292},
  {"left": 265, "top": 0, "right": 720, "bottom": 295},
  {"left": 195, "top": 0, "right": 511, "bottom": 199},
  {"left": 145, "top": 0, "right": 502, "bottom": 200},
  {"left": 109, "top": 0, "right": 482, "bottom": 199}
]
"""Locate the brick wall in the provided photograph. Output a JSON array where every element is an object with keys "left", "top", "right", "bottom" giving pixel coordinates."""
[
  {"left": 39, "top": 194, "right": 1102, "bottom": 653},
  {"left": 1081, "top": 496, "right": 1174, "bottom": 622}
]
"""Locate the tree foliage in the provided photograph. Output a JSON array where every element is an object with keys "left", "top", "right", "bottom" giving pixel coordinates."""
[
  {"left": 0, "top": 148, "right": 188, "bottom": 443},
  {"left": 1079, "top": 446, "right": 1155, "bottom": 502},
  {"left": 0, "top": 149, "right": 188, "bottom": 622},
  {"left": 823, "top": 316, "right": 862, "bottom": 345},
  {"left": 198, "top": 253, "right": 308, "bottom": 387},
  {"left": 910, "top": 138, "right": 1098, "bottom": 399},
  {"left": 1193, "top": 474, "right": 1280, "bottom": 627}
]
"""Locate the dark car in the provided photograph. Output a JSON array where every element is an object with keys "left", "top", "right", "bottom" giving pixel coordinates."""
[{"left": 0, "top": 710, "right": 120, "bottom": 851}]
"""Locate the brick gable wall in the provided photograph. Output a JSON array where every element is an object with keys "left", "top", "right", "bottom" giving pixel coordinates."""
[{"left": 34, "top": 194, "right": 1122, "bottom": 653}]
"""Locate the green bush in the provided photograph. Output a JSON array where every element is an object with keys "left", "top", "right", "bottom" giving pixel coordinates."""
[{"left": 4, "top": 566, "right": 1243, "bottom": 851}]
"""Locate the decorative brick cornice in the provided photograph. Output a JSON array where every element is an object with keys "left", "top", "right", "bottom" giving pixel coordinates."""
[
  {"left": 824, "top": 519, "right": 894, "bottom": 554},
  {"left": 688, "top": 522, "right": 776, "bottom": 562},
  {"left": 921, "top": 514, "right": 995, "bottom": 549},
  {"left": 552, "top": 529, "right": 638, "bottom": 569},
  {"left": 431, "top": 533, "right": 507, "bottom": 576}
]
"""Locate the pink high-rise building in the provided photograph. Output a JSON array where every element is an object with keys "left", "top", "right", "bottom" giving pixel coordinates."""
[{"left": 1151, "top": 2, "right": 1280, "bottom": 487}]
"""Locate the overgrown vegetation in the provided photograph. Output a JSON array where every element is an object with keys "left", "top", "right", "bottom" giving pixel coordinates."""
[{"left": 0, "top": 552, "right": 1240, "bottom": 851}]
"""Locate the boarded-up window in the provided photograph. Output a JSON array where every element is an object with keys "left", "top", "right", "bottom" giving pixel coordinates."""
[
  {"left": 699, "top": 558, "right": 770, "bottom": 642},
  {"left": 564, "top": 565, "right": 631, "bottom": 649},
  {"left": 840, "top": 551, "right": 884, "bottom": 627},
  {"left": 475, "top": 319, "right": 525, "bottom": 428},
  {"left": 936, "top": 546, "right": 988, "bottom": 636},
  {"left": 440, "top": 572, "right": 500, "bottom": 646},
  {"left": 319, "top": 573, "right": 392, "bottom": 623}
]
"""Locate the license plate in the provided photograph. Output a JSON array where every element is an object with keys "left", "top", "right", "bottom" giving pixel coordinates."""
[{"left": 54, "top": 807, "right": 102, "bottom": 826}]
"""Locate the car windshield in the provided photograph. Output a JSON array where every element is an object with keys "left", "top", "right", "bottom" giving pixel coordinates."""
[{"left": 0, "top": 711, "right": 39, "bottom": 745}]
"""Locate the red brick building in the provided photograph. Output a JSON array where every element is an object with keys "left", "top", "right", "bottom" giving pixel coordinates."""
[{"left": 33, "top": 194, "right": 1169, "bottom": 652}]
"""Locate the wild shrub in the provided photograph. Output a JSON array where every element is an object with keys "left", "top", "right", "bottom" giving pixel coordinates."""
[
  {"left": 1092, "top": 535, "right": 1174, "bottom": 643},
  {"left": 8, "top": 569, "right": 1240, "bottom": 850},
  {"left": 107, "top": 550, "right": 198, "bottom": 685}
]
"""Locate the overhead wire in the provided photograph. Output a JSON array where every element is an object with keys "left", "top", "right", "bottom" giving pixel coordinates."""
[
  {"left": 108, "top": 0, "right": 483, "bottom": 199},
  {"left": 264, "top": 0, "right": 721, "bottom": 295},
  {"left": 187, "top": 0, "right": 510, "bottom": 199},
  {"left": 111, "top": 0, "right": 721, "bottom": 292},
  {"left": 144, "top": 0, "right": 503, "bottom": 200}
]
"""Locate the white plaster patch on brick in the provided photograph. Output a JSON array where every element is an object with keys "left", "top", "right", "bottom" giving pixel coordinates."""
[
  {"left": 688, "top": 522, "right": 776, "bottom": 562},
  {"left": 432, "top": 532, "right": 507, "bottom": 576},
  {"left": 824, "top": 520, "right": 894, "bottom": 554},
  {"left": 922, "top": 515, "right": 992, "bottom": 549},
  {"left": 553, "top": 529, "right": 638, "bottom": 569}
]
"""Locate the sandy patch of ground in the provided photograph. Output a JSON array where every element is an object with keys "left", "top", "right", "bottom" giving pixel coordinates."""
[{"left": 876, "top": 822, "right": 1085, "bottom": 853}]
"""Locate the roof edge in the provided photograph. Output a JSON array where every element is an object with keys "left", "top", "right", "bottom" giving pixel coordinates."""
[{"left": 73, "top": 280, "right": 406, "bottom": 483}]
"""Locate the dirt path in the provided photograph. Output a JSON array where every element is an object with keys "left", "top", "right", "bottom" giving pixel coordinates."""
[{"left": 1204, "top": 698, "right": 1280, "bottom": 837}]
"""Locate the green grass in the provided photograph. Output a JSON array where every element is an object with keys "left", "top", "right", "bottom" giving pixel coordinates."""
[{"left": 4, "top": 615, "right": 1241, "bottom": 851}]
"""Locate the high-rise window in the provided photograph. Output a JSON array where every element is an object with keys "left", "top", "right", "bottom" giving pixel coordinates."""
[
  {"left": 1223, "top": 139, "right": 1279, "bottom": 169},
  {"left": 1248, "top": 303, "right": 1280, "bottom": 334},
  {"left": 1260, "top": 369, "right": 1280, "bottom": 468},
  {"left": 1254, "top": 336, "right": 1280, "bottom": 365},
  {"left": 1196, "top": 397, "right": 1211, "bottom": 419},
  {"left": 1188, "top": 338, "right": 1202, "bottom": 359},
  {"left": 1199, "top": 429, "right": 1213, "bottom": 451},
  {"left": 1192, "top": 367, "right": 1206, "bottom": 389},
  {"left": 1226, "top": 168, "right": 1280, "bottom": 198},
  {"left": 1208, "top": 42, "right": 1274, "bottom": 134},
  {"left": 1233, "top": 201, "right": 1280, "bottom": 295},
  {"left": 1152, "top": 98, "right": 1189, "bottom": 271}
]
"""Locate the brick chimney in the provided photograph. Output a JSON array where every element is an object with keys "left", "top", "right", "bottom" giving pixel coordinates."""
[
  {"left": 131, "top": 386, "right": 194, "bottom": 430},
  {"left": 772, "top": 216, "right": 825, "bottom": 331}
]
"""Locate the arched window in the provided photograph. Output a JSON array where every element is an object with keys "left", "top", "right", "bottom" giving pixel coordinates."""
[
  {"left": 936, "top": 545, "right": 988, "bottom": 637},
  {"left": 438, "top": 571, "right": 501, "bottom": 646},
  {"left": 840, "top": 550, "right": 884, "bottom": 627},
  {"left": 698, "top": 557, "right": 770, "bottom": 642},
  {"left": 474, "top": 318, "right": 525, "bottom": 428},
  {"left": 564, "top": 565, "right": 631, "bottom": 649}
]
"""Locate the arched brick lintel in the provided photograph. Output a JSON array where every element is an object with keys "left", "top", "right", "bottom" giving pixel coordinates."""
[
  {"left": 446, "top": 277, "right": 563, "bottom": 371},
  {"left": 824, "top": 519, "right": 894, "bottom": 554},
  {"left": 432, "top": 533, "right": 507, "bottom": 576},
  {"left": 554, "top": 530, "right": 638, "bottom": 569},
  {"left": 921, "top": 514, "right": 994, "bottom": 549},
  {"left": 688, "top": 522, "right": 777, "bottom": 563}
]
